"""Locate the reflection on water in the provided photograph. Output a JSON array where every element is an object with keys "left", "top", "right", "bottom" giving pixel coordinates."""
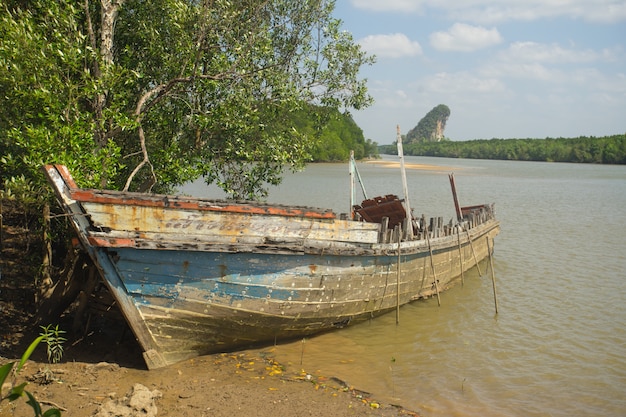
[{"left": 181, "top": 156, "right": 626, "bottom": 417}]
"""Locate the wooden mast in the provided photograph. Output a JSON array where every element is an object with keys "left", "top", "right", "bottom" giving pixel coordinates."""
[
  {"left": 449, "top": 173, "right": 462, "bottom": 222},
  {"left": 349, "top": 150, "right": 368, "bottom": 219},
  {"left": 396, "top": 125, "right": 413, "bottom": 239},
  {"left": 350, "top": 150, "right": 355, "bottom": 219}
]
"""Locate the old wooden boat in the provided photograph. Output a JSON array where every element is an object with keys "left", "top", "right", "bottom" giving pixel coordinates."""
[{"left": 44, "top": 156, "right": 499, "bottom": 369}]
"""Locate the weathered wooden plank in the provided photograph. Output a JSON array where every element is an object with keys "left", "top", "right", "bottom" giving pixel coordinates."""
[
  {"left": 71, "top": 188, "right": 336, "bottom": 219},
  {"left": 81, "top": 201, "right": 380, "bottom": 243}
]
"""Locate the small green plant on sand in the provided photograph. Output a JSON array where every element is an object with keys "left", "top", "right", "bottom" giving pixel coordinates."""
[
  {"left": 0, "top": 326, "right": 64, "bottom": 416},
  {"left": 41, "top": 325, "right": 66, "bottom": 366},
  {"left": 32, "top": 325, "right": 67, "bottom": 385}
]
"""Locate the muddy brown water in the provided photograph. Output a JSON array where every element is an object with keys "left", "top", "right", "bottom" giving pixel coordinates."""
[{"left": 183, "top": 155, "right": 626, "bottom": 417}]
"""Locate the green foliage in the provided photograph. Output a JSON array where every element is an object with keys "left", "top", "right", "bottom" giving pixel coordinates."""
[
  {"left": 0, "top": 176, "right": 48, "bottom": 208},
  {"left": 0, "top": 1, "right": 121, "bottom": 191},
  {"left": 0, "top": 0, "right": 374, "bottom": 201},
  {"left": 380, "top": 134, "right": 626, "bottom": 164},
  {"left": 291, "top": 106, "right": 378, "bottom": 162},
  {"left": 405, "top": 104, "right": 450, "bottom": 144},
  {"left": 0, "top": 331, "right": 62, "bottom": 416}
]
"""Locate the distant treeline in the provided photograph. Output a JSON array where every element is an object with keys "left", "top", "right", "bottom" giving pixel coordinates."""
[{"left": 379, "top": 134, "right": 626, "bottom": 164}]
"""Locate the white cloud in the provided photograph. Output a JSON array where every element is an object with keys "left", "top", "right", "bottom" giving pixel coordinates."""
[
  {"left": 482, "top": 62, "right": 561, "bottom": 82},
  {"left": 350, "top": 0, "right": 626, "bottom": 24},
  {"left": 359, "top": 33, "right": 423, "bottom": 58},
  {"left": 421, "top": 71, "right": 508, "bottom": 94},
  {"left": 429, "top": 23, "right": 503, "bottom": 52},
  {"left": 506, "top": 42, "right": 592, "bottom": 63},
  {"left": 452, "top": 1, "right": 626, "bottom": 24},
  {"left": 501, "top": 42, "right": 615, "bottom": 64},
  {"left": 350, "top": 0, "right": 425, "bottom": 13},
  {"left": 377, "top": 89, "right": 417, "bottom": 109},
  {"left": 480, "top": 42, "right": 622, "bottom": 84}
]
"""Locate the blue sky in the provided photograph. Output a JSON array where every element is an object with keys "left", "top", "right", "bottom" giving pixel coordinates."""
[{"left": 332, "top": 0, "right": 626, "bottom": 144}]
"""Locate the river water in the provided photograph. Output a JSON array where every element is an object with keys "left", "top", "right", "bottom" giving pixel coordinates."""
[{"left": 181, "top": 155, "right": 626, "bottom": 417}]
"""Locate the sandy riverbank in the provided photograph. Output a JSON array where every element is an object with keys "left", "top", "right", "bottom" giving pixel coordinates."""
[
  {"left": 1, "top": 345, "right": 419, "bottom": 417},
  {"left": 363, "top": 159, "right": 459, "bottom": 171}
]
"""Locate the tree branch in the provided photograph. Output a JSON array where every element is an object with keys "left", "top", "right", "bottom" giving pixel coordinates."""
[{"left": 123, "top": 123, "right": 155, "bottom": 192}]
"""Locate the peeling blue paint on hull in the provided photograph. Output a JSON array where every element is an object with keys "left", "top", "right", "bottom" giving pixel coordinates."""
[{"left": 107, "top": 247, "right": 426, "bottom": 364}]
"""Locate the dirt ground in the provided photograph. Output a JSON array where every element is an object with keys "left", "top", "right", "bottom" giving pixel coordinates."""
[
  {"left": 1, "top": 346, "right": 418, "bottom": 417},
  {"left": 0, "top": 200, "right": 419, "bottom": 417}
]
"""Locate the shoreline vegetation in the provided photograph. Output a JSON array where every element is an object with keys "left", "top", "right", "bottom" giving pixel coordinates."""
[{"left": 376, "top": 134, "right": 626, "bottom": 165}]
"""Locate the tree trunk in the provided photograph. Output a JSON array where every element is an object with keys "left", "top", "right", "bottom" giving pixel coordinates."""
[
  {"left": 38, "top": 203, "right": 54, "bottom": 305},
  {"left": 72, "top": 265, "right": 99, "bottom": 333},
  {"left": 85, "top": 0, "right": 126, "bottom": 187},
  {"left": 36, "top": 249, "right": 91, "bottom": 325}
]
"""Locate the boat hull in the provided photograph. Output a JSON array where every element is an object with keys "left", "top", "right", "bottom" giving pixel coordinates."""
[{"left": 44, "top": 164, "right": 500, "bottom": 369}]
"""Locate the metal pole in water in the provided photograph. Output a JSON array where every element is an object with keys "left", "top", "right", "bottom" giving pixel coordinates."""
[{"left": 487, "top": 237, "right": 499, "bottom": 314}]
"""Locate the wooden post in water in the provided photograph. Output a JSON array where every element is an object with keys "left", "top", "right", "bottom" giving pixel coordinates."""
[
  {"left": 396, "top": 225, "right": 402, "bottom": 323},
  {"left": 487, "top": 237, "right": 499, "bottom": 314},
  {"left": 457, "top": 231, "right": 465, "bottom": 285},
  {"left": 466, "top": 226, "right": 483, "bottom": 276},
  {"left": 450, "top": 172, "right": 465, "bottom": 284},
  {"left": 426, "top": 227, "right": 441, "bottom": 306}
]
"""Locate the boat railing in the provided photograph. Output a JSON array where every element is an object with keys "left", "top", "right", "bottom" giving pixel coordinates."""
[{"left": 376, "top": 203, "right": 496, "bottom": 244}]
